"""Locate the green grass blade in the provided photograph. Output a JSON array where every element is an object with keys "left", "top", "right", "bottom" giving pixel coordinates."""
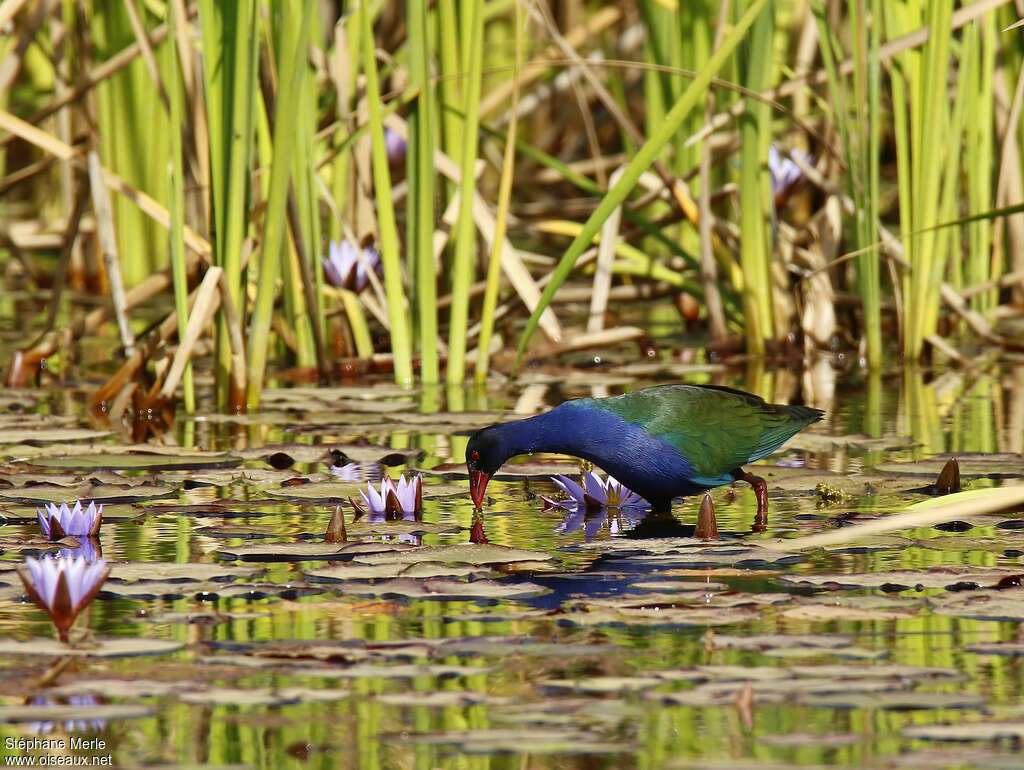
[{"left": 514, "top": 0, "right": 769, "bottom": 367}]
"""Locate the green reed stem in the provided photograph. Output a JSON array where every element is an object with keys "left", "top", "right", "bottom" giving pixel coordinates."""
[
  {"left": 246, "top": 0, "right": 312, "bottom": 408},
  {"left": 437, "top": 0, "right": 462, "bottom": 175},
  {"left": 359, "top": 0, "right": 413, "bottom": 386},
  {"left": 167, "top": 3, "right": 193, "bottom": 413},
  {"left": 737, "top": 0, "right": 775, "bottom": 354},
  {"left": 515, "top": 0, "right": 769, "bottom": 367},
  {"left": 446, "top": 0, "right": 485, "bottom": 385},
  {"left": 408, "top": 0, "right": 438, "bottom": 383},
  {"left": 475, "top": 2, "right": 522, "bottom": 384},
  {"left": 199, "top": 0, "right": 257, "bottom": 408}
]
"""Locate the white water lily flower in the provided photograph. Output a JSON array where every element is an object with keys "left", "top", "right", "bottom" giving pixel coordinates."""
[
  {"left": 350, "top": 473, "right": 423, "bottom": 517},
  {"left": 17, "top": 556, "right": 110, "bottom": 643},
  {"left": 37, "top": 501, "right": 103, "bottom": 540},
  {"left": 542, "top": 471, "right": 648, "bottom": 512}
]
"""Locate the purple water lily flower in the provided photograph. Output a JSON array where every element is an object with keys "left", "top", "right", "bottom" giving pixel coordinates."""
[
  {"left": 384, "top": 126, "right": 407, "bottom": 163},
  {"left": 16, "top": 555, "right": 110, "bottom": 643},
  {"left": 323, "top": 239, "right": 382, "bottom": 293},
  {"left": 542, "top": 471, "right": 649, "bottom": 512},
  {"left": 768, "top": 145, "right": 813, "bottom": 203},
  {"left": 350, "top": 473, "right": 423, "bottom": 517},
  {"left": 37, "top": 501, "right": 103, "bottom": 540}
]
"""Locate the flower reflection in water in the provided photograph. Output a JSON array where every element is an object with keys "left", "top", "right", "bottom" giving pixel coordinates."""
[
  {"left": 27, "top": 694, "right": 107, "bottom": 735},
  {"left": 554, "top": 506, "right": 649, "bottom": 541}
]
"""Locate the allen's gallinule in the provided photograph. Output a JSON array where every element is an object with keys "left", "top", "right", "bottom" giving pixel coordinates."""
[{"left": 466, "top": 384, "right": 823, "bottom": 533}]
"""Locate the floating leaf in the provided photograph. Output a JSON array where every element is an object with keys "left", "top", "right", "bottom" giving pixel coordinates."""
[
  {"left": 375, "top": 691, "right": 509, "bottom": 707},
  {"left": 179, "top": 687, "right": 347, "bottom": 706},
  {"left": 395, "top": 727, "right": 634, "bottom": 755},
  {"left": 799, "top": 691, "right": 985, "bottom": 710},
  {"left": 541, "top": 676, "right": 665, "bottom": 694},
  {"left": 0, "top": 428, "right": 111, "bottom": 444},
  {"left": 217, "top": 541, "right": 416, "bottom": 563},
  {"left": 0, "top": 703, "right": 153, "bottom": 723},
  {"left": 902, "top": 722, "right": 1024, "bottom": 741},
  {"left": 50, "top": 679, "right": 205, "bottom": 698},
  {"left": 875, "top": 454, "right": 1024, "bottom": 478},
  {"left": 929, "top": 589, "right": 1024, "bottom": 621},
  {"left": 0, "top": 638, "right": 183, "bottom": 657},
  {"left": 352, "top": 543, "right": 553, "bottom": 566},
  {"left": 330, "top": 577, "right": 550, "bottom": 600},
  {"left": 306, "top": 561, "right": 492, "bottom": 582},
  {"left": 106, "top": 562, "right": 262, "bottom": 582},
  {"left": 708, "top": 634, "right": 854, "bottom": 651},
  {"left": 30, "top": 453, "right": 243, "bottom": 471},
  {"left": 0, "top": 484, "right": 174, "bottom": 505},
  {"left": 781, "top": 566, "right": 1024, "bottom": 590}
]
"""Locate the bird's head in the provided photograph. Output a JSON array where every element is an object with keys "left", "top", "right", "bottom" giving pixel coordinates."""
[{"left": 466, "top": 426, "right": 505, "bottom": 509}]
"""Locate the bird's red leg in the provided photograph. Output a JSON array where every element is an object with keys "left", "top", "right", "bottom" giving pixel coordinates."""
[
  {"left": 469, "top": 512, "right": 489, "bottom": 545},
  {"left": 738, "top": 470, "right": 769, "bottom": 533}
]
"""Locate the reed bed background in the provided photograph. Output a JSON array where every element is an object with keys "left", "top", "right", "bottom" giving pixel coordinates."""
[{"left": 1, "top": 0, "right": 1023, "bottom": 414}]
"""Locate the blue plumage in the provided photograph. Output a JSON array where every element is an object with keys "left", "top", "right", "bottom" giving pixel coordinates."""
[{"left": 465, "top": 384, "right": 823, "bottom": 514}]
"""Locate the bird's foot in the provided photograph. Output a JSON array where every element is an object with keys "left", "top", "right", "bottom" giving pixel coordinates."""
[
  {"left": 738, "top": 471, "right": 768, "bottom": 534},
  {"left": 469, "top": 513, "right": 489, "bottom": 545}
]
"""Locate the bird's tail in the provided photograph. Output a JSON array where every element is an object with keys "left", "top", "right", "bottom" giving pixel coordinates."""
[{"left": 783, "top": 404, "right": 825, "bottom": 426}]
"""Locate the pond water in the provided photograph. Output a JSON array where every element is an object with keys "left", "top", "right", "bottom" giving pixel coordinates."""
[{"left": 0, "top": 359, "right": 1023, "bottom": 769}]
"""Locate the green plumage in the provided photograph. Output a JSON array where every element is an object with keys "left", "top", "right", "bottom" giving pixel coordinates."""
[{"left": 588, "top": 384, "right": 823, "bottom": 483}]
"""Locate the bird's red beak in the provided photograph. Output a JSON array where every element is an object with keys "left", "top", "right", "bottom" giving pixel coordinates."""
[{"left": 469, "top": 470, "right": 490, "bottom": 509}]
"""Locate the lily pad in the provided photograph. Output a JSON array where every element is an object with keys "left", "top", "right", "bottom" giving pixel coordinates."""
[
  {"left": 50, "top": 679, "right": 205, "bottom": 698},
  {"left": 353, "top": 543, "right": 553, "bottom": 567},
  {"left": 799, "top": 691, "right": 986, "bottom": 710},
  {"left": 99, "top": 581, "right": 316, "bottom": 601},
  {"left": 375, "top": 691, "right": 508, "bottom": 707},
  {"left": 29, "top": 453, "right": 243, "bottom": 471},
  {"left": 0, "top": 703, "right": 153, "bottom": 723},
  {"left": 875, "top": 454, "right": 1024, "bottom": 477},
  {"left": 306, "top": 561, "right": 492, "bottom": 582},
  {"left": 781, "top": 566, "right": 1024, "bottom": 590},
  {"left": 395, "top": 727, "right": 633, "bottom": 755},
  {"left": 902, "top": 722, "right": 1024, "bottom": 741},
  {"left": 330, "top": 577, "right": 550, "bottom": 600},
  {"left": 0, "top": 428, "right": 111, "bottom": 444},
  {"left": 0, "top": 637, "right": 183, "bottom": 657},
  {"left": 217, "top": 541, "right": 415, "bottom": 563},
  {"left": 179, "top": 687, "right": 347, "bottom": 706},
  {"left": 0, "top": 484, "right": 174, "bottom": 505},
  {"left": 107, "top": 562, "right": 263, "bottom": 582},
  {"left": 929, "top": 590, "right": 1024, "bottom": 621}
]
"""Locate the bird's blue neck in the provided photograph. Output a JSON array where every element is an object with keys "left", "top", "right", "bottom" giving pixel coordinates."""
[{"left": 492, "top": 402, "right": 613, "bottom": 463}]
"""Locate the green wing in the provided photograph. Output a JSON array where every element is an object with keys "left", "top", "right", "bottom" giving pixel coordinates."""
[{"left": 591, "top": 384, "right": 821, "bottom": 479}]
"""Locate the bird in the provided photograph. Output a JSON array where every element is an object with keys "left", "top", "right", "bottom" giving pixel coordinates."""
[{"left": 466, "top": 383, "right": 823, "bottom": 531}]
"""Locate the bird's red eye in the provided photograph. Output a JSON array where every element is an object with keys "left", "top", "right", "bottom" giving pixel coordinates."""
[{"left": 471, "top": 450, "right": 480, "bottom": 461}]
